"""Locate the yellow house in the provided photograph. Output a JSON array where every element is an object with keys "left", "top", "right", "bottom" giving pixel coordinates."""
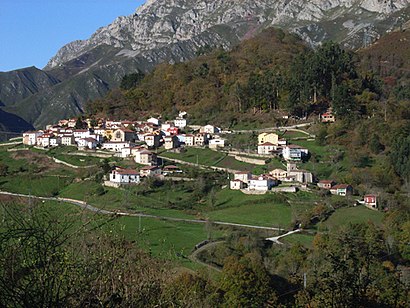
[{"left": 258, "top": 133, "right": 279, "bottom": 145}]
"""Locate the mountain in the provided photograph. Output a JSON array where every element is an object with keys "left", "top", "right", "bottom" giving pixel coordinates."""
[{"left": 1, "top": 0, "right": 409, "bottom": 130}]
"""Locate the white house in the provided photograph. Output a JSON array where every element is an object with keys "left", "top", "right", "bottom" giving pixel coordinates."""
[
  {"left": 140, "top": 166, "right": 162, "bottom": 177},
  {"left": 73, "top": 129, "right": 91, "bottom": 142},
  {"left": 230, "top": 180, "right": 247, "bottom": 190},
  {"left": 49, "top": 137, "right": 62, "bottom": 147},
  {"left": 134, "top": 150, "right": 156, "bottom": 165},
  {"left": 248, "top": 175, "right": 277, "bottom": 191},
  {"left": 258, "top": 142, "right": 276, "bottom": 155},
  {"left": 185, "top": 134, "right": 194, "bottom": 146},
  {"left": 36, "top": 134, "right": 53, "bottom": 147},
  {"left": 77, "top": 137, "right": 98, "bottom": 150},
  {"left": 61, "top": 135, "right": 76, "bottom": 146},
  {"left": 209, "top": 138, "right": 225, "bottom": 149},
  {"left": 164, "top": 135, "right": 179, "bottom": 150},
  {"left": 174, "top": 117, "right": 187, "bottom": 128},
  {"left": 200, "top": 125, "right": 220, "bottom": 134},
  {"left": 234, "top": 172, "right": 252, "bottom": 183},
  {"left": 109, "top": 168, "right": 140, "bottom": 184},
  {"left": 194, "top": 134, "right": 208, "bottom": 146},
  {"left": 144, "top": 134, "right": 161, "bottom": 148},
  {"left": 269, "top": 169, "right": 288, "bottom": 179},
  {"left": 282, "top": 145, "right": 309, "bottom": 161},
  {"left": 147, "top": 117, "right": 161, "bottom": 126},
  {"left": 102, "top": 141, "right": 133, "bottom": 152},
  {"left": 23, "top": 131, "right": 43, "bottom": 146}
]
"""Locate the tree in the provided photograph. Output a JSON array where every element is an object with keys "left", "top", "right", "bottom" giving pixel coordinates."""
[
  {"left": 332, "top": 82, "right": 357, "bottom": 118},
  {"left": 120, "top": 72, "right": 145, "bottom": 90}
]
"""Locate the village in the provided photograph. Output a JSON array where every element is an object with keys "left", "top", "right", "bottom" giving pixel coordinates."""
[{"left": 21, "top": 109, "right": 378, "bottom": 211}]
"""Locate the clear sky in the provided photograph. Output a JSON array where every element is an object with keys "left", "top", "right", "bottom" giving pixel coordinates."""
[{"left": 0, "top": 0, "right": 146, "bottom": 72}]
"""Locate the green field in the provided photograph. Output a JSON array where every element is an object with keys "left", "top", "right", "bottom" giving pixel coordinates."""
[
  {"left": 162, "top": 148, "right": 226, "bottom": 166},
  {"left": 320, "top": 205, "right": 384, "bottom": 231},
  {"left": 282, "top": 233, "right": 315, "bottom": 248}
]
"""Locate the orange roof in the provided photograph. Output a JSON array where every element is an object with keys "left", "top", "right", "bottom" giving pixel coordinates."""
[{"left": 115, "top": 169, "right": 139, "bottom": 175}]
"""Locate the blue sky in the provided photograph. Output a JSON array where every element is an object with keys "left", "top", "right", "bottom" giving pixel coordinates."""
[{"left": 0, "top": 0, "right": 145, "bottom": 72}]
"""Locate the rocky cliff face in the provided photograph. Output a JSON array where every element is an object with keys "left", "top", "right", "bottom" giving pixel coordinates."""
[
  {"left": 1, "top": 0, "right": 409, "bottom": 130},
  {"left": 46, "top": 0, "right": 409, "bottom": 69}
]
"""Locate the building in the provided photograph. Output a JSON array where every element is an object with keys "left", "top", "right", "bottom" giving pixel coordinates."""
[
  {"left": 77, "top": 137, "right": 98, "bottom": 150},
  {"left": 318, "top": 180, "right": 336, "bottom": 189},
  {"left": 321, "top": 109, "right": 335, "bottom": 123},
  {"left": 194, "top": 134, "right": 208, "bottom": 146},
  {"left": 230, "top": 180, "right": 247, "bottom": 190},
  {"left": 61, "top": 135, "right": 76, "bottom": 146},
  {"left": 36, "top": 134, "right": 53, "bottom": 147},
  {"left": 200, "top": 125, "right": 220, "bottom": 134},
  {"left": 144, "top": 134, "right": 161, "bottom": 148},
  {"left": 102, "top": 141, "right": 133, "bottom": 152},
  {"left": 163, "top": 165, "right": 182, "bottom": 175},
  {"left": 288, "top": 169, "right": 313, "bottom": 183},
  {"left": 258, "top": 133, "right": 279, "bottom": 145},
  {"left": 49, "top": 136, "right": 62, "bottom": 147},
  {"left": 258, "top": 142, "right": 276, "bottom": 155},
  {"left": 209, "top": 138, "right": 225, "bottom": 149},
  {"left": 330, "top": 184, "right": 353, "bottom": 196},
  {"left": 73, "top": 129, "right": 91, "bottom": 142},
  {"left": 111, "top": 128, "right": 135, "bottom": 142},
  {"left": 364, "top": 194, "right": 378, "bottom": 210},
  {"left": 164, "top": 135, "right": 179, "bottom": 150},
  {"left": 234, "top": 172, "right": 252, "bottom": 183},
  {"left": 248, "top": 175, "right": 277, "bottom": 191},
  {"left": 109, "top": 168, "right": 140, "bottom": 185},
  {"left": 283, "top": 145, "right": 308, "bottom": 161},
  {"left": 269, "top": 169, "right": 288, "bottom": 179},
  {"left": 140, "top": 166, "right": 162, "bottom": 177},
  {"left": 174, "top": 117, "right": 187, "bottom": 128},
  {"left": 147, "top": 117, "right": 161, "bottom": 126},
  {"left": 185, "top": 134, "right": 194, "bottom": 146},
  {"left": 23, "top": 131, "right": 43, "bottom": 145},
  {"left": 134, "top": 150, "right": 156, "bottom": 165}
]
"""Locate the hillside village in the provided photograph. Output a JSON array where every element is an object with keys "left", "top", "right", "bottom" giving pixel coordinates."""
[{"left": 22, "top": 108, "right": 378, "bottom": 211}]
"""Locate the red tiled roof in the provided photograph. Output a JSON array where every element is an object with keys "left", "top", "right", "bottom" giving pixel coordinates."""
[
  {"left": 141, "top": 166, "right": 160, "bottom": 170},
  {"left": 260, "top": 142, "right": 275, "bottom": 146},
  {"left": 331, "top": 184, "right": 351, "bottom": 190},
  {"left": 319, "top": 180, "right": 334, "bottom": 184},
  {"left": 115, "top": 169, "right": 139, "bottom": 175}
]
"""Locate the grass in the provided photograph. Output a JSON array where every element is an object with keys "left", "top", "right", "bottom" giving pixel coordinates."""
[
  {"left": 282, "top": 233, "right": 315, "bottom": 248},
  {"left": 162, "top": 148, "right": 226, "bottom": 166},
  {"left": 207, "top": 189, "right": 292, "bottom": 228},
  {"left": 320, "top": 205, "right": 384, "bottom": 231}
]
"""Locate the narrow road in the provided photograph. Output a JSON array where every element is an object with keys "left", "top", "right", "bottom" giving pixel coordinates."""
[
  {"left": 0, "top": 191, "right": 285, "bottom": 232},
  {"left": 231, "top": 123, "right": 313, "bottom": 134},
  {"left": 189, "top": 241, "right": 224, "bottom": 272},
  {"left": 266, "top": 229, "right": 302, "bottom": 244}
]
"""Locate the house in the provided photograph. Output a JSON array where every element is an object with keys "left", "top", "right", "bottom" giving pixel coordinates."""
[
  {"left": 164, "top": 135, "right": 179, "bottom": 150},
  {"left": 248, "top": 175, "right": 278, "bottom": 191},
  {"left": 147, "top": 117, "right": 161, "bottom": 126},
  {"left": 105, "top": 120, "right": 122, "bottom": 129},
  {"left": 73, "top": 129, "right": 91, "bottom": 142},
  {"left": 77, "top": 137, "right": 98, "bottom": 150},
  {"left": 161, "top": 122, "right": 174, "bottom": 132},
  {"left": 163, "top": 165, "right": 182, "bottom": 175},
  {"left": 102, "top": 141, "right": 133, "bottom": 152},
  {"left": 185, "top": 134, "right": 194, "bottom": 146},
  {"left": 36, "top": 134, "right": 53, "bottom": 147},
  {"left": 111, "top": 128, "right": 135, "bottom": 142},
  {"left": 318, "top": 180, "right": 336, "bottom": 189},
  {"left": 330, "top": 184, "right": 353, "bottom": 196},
  {"left": 23, "top": 131, "right": 43, "bottom": 145},
  {"left": 230, "top": 180, "right": 247, "bottom": 190},
  {"left": 167, "top": 127, "right": 180, "bottom": 136},
  {"left": 174, "top": 117, "right": 187, "bottom": 128},
  {"left": 209, "top": 138, "right": 225, "bottom": 149},
  {"left": 109, "top": 168, "right": 140, "bottom": 185},
  {"left": 140, "top": 166, "right": 162, "bottom": 177},
  {"left": 364, "top": 194, "right": 378, "bottom": 210},
  {"left": 144, "top": 134, "right": 161, "bottom": 148},
  {"left": 61, "top": 135, "right": 76, "bottom": 146},
  {"left": 234, "top": 172, "right": 252, "bottom": 183},
  {"left": 258, "top": 133, "right": 279, "bottom": 145},
  {"left": 134, "top": 150, "right": 156, "bottom": 165},
  {"left": 269, "top": 169, "right": 288, "bottom": 179},
  {"left": 200, "top": 125, "right": 220, "bottom": 134},
  {"left": 258, "top": 142, "right": 276, "bottom": 155},
  {"left": 288, "top": 169, "right": 313, "bottom": 183},
  {"left": 282, "top": 145, "right": 308, "bottom": 161},
  {"left": 321, "top": 109, "right": 335, "bottom": 123},
  {"left": 49, "top": 136, "right": 62, "bottom": 147},
  {"left": 194, "top": 134, "right": 208, "bottom": 146}
]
